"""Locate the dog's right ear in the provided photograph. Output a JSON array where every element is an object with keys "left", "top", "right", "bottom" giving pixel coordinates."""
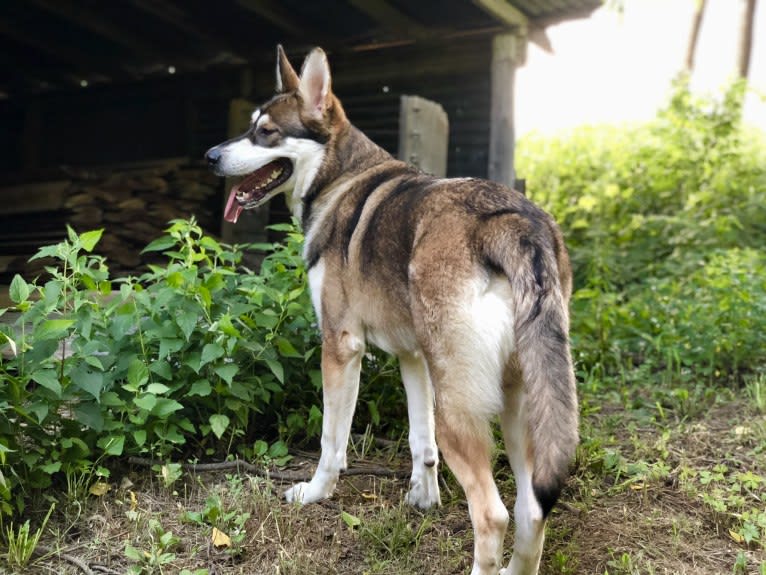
[{"left": 276, "top": 45, "right": 299, "bottom": 93}]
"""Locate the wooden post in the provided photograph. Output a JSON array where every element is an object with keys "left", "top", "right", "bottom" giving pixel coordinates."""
[
  {"left": 488, "top": 33, "right": 525, "bottom": 189},
  {"left": 398, "top": 95, "right": 449, "bottom": 177}
]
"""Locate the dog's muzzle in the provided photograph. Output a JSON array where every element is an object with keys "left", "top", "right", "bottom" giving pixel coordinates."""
[{"left": 204, "top": 146, "right": 222, "bottom": 170}]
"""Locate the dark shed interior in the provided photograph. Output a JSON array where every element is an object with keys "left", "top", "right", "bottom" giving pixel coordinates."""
[{"left": 0, "top": 0, "right": 599, "bottom": 288}]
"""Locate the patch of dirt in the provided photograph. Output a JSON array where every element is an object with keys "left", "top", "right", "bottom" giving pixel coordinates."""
[{"left": 27, "top": 401, "right": 766, "bottom": 575}]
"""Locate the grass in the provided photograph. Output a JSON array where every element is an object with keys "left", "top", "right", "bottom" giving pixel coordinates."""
[{"left": 10, "top": 375, "right": 764, "bottom": 575}]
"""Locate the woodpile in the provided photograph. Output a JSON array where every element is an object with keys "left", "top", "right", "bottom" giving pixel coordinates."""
[{"left": 0, "top": 159, "right": 222, "bottom": 284}]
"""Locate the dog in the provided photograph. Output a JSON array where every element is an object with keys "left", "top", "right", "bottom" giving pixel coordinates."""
[{"left": 205, "top": 45, "right": 578, "bottom": 575}]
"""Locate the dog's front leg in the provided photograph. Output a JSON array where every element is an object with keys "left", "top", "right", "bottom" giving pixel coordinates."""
[{"left": 285, "top": 330, "right": 364, "bottom": 504}]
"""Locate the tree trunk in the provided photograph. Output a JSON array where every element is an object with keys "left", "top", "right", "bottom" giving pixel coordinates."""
[
  {"left": 738, "top": 0, "right": 757, "bottom": 79},
  {"left": 684, "top": 0, "right": 707, "bottom": 72}
]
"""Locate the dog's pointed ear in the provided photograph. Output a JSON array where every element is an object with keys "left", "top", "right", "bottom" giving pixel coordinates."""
[
  {"left": 276, "top": 45, "right": 299, "bottom": 93},
  {"left": 298, "top": 48, "right": 332, "bottom": 120}
]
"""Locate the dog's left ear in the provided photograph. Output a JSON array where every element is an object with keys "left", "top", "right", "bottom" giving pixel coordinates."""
[
  {"left": 276, "top": 45, "right": 299, "bottom": 93},
  {"left": 299, "top": 48, "right": 332, "bottom": 120}
]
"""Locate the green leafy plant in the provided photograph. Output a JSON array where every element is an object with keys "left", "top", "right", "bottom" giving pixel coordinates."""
[
  {"left": 0, "top": 219, "right": 320, "bottom": 518},
  {"left": 125, "top": 518, "right": 180, "bottom": 574},
  {"left": 3, "top": 503, "right": 54, "bottom": 570}
]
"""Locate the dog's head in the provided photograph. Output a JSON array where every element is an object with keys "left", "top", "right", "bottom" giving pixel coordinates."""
[{"left": 205, "top": 46, "right": 345, "bottom": 223}]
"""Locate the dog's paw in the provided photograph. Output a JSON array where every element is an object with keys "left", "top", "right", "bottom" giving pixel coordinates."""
[
  {"left": 284, "top": 481, "right": 329, "bottom": 505},
  {"left": 405, "top": 469, "right": 441, "bottom": 509}
]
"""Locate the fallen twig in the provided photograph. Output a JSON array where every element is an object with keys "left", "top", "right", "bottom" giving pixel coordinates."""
[
  {"left": 127, "top": 456, "right": 408, "bottom": 481},
  {"left": 35, "top": 544, "right": 94, "bottom": 575}
]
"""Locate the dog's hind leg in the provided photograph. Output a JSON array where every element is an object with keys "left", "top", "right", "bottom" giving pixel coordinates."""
[
  {"left": 399, "top": 351, "right": 440, "bottom": 509},
  {"left": 499, "top": 367, "right": 545, "bottom": 575},
  {"left": 435, "top": 402, "right": 508, "bottom": 575},
  {"left": 284, "top": 329, "right": 364, "bottom": 504}
]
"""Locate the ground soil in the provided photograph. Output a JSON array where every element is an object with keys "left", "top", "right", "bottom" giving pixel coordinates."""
[{"left": 16, "top": 399, "right": 766, "bottom": 575}]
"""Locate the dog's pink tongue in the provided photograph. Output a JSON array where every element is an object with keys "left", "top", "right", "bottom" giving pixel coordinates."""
[{"left": 223, "top": 189, "right": 243, "bottom": 224}]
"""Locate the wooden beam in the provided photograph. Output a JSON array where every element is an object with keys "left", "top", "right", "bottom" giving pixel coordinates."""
[
  {"left": 347, "top": 0, "right": 430, "bottom": 38},
  {"left": 0, "top": 19, "right": 114, "bottom": 82},
  {"left": 235, "top": 0, "right": 308, "bottom": 37},
  {"left": 27, "top": 0, "right": 162, "bottom": 61},
  {"left": 472, "top": 0, "right": 528, "bottom": 29}
]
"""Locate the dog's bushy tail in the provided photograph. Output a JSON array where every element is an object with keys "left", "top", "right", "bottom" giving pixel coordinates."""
[
  {"left": 515, "top": 281, "right": 578, "bottom": 518},
  {"left": 483, "top": 218, "right": 579, "bottom": 518}
]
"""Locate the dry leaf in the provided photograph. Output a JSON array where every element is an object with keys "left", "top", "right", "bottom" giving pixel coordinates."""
[
  {"left": 361, "top": 492, "right": 378, "bottom": 500},
  {"left": 630, "top": 482, "right": 645, "bottom": 491},
  {"left": 729, "top": 529, "right": 744, "bottom": 544},
  {"left": 89, "top": 481, "right": 111, "bottom": 497},
  {"left": 212, "top": 527, "right": 232, "bottom": 548},
  {"left": 129, "top": 490, "right": 138, "bottom": 511}
]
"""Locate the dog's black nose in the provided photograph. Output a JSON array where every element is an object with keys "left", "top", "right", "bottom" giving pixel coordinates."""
[{"left": 205, "top": 147, "right": 221, "bottom": 166}]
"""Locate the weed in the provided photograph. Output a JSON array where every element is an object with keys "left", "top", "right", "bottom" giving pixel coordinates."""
[
  {"left": 746, "top": 374, "right": 766, "bottom": 414},
  {"left": 125, "top": 518, "right": 180, "bottom": 574},
  {"left": 2, "top": 503, "right": 54, "bottom": 570}
]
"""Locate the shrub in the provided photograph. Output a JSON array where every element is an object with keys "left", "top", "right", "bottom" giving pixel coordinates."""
[
  {"left": 517, "top": 80, "right": 766, "bottom": 381},
  {"left": 0, "top": 219, "right": 322, "bottom": 517}
]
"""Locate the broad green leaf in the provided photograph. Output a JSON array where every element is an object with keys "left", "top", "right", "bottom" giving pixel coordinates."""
[
  {"left": 9, "top": 274, "right": 30, "bottom": 304},
  {"left": 200, "top": 343, "right": 224, "bottom": 367},
  {"left": 176, "top": 309, "right": 198, "bottom": 341},
  {"left": 127, "top": 359, "right": 149, "bottom": 388},
  {"left": 146, "top": 383, "right": 170, "bottom": 395},
  {"left": 31, "top": 370, "right": 62, "bottom": 397},
  {"left": 213, "top": 364, "right": 238, "bottom": 385},
  {"left": 97, "top": 435, "right": 125, "bottom": 456},
  {"left": 29, "top": 244, "right": 61, "bottom": 261},
  {"left": 276, "top": 337, "right": 301, "bottom": 358},
  {"left": 28, "top": 402, "right": 49, "bottom": 424},
  {"left": 79, "top": 229, "right": 104, "bottom": 252},
  {"left": 264, "top": 358, "right": 284, "bottom": 384},
  {"left": 150, "top": 360, "right": 173, "bottom": 380},
  {"left": 209, "top": 414, "right": 230, "bottom": 439},
  {"left": 43, "top": 280, "right": 62, "bottom": 310},
  {"left": 72, "top": 369, "right": 103, "bottom": 401},
  {"left": 36, "top": 319, "right": 74, "bottom": 340},
  {"left": 218, "top": 313, "right": 241, "bottom": 338},
  {"left": 188, "top": 379, "right": 212, "bottom": 397},
  {"left": 141, "top": 235, "right": 177, "bottom": 253},
  {"left": 133, "top": 429, "right": 147, "bottom": 447},
  {"left": 41, "top": 461, "right": 62, "bottom": 474},
  {"left": 134, "top": 394, "right": 158, "bottom": 412},
  {"left": 74, "top": 402, "right": 104, "bottom": 432},
  {"left": 85, "top": 355, "right": 105, "bottom": 370},
  {"left": 199, "top": 235, "right": 222, "bottom": 253},
  {"left": 184, "top": 352, "right": 202, "bottom": 373},
  {"left": 0, "top": 333, "right": 16, "bottom": 357},
  {"left": 152, "top": 398, "right": 184, "bottom": 418},
  {"left": 67, "top": 224, "right": 78, "bottom": 244},
  {"left": 159, "top": 338, "right": 184, "bottom": 360}
]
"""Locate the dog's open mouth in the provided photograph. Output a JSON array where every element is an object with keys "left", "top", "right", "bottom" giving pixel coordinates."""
[{"left": 223, "top": 158, "right": 293, "bottom": 223}]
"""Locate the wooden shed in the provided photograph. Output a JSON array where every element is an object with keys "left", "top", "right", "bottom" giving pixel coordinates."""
[{"left": 0, "top": 0, "right": 600, "bottom": 286}]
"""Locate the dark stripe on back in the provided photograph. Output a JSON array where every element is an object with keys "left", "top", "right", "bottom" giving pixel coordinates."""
[
  {"left": 478, "top": 207, "right": 521, "bottom": 221},
  {"left": 359, "top": 175, "right": 430, "bottom": 276},
  {"left": 341, "top": 166, "right": 411, "bottom": 262}
]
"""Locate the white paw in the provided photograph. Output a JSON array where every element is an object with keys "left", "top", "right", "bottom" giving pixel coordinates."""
[
  {"left": 284, "top": 481, "right": 330, "bottom": 504},
  {"left": 405, "top": 469, "right": 441, "bottom": 509}
]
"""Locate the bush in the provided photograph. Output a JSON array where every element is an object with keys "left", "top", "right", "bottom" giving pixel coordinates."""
[
  {"left": 517, "top": 80, "right": 766, "bottom": 381},
  {"left": 0, "top": 219, "right": 324, "bottom": 516}
]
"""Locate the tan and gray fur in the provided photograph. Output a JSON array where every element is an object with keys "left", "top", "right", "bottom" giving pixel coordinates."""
[{"left": 205, "top": 46, "right": 578, "bottom": 575}]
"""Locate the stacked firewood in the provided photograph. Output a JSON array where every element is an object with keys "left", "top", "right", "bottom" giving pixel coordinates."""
[{"left": 0, "top": 160, "right": 222, "bottom": 284}]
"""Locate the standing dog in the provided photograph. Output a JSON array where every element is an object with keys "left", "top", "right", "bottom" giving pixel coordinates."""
[{"left": 206, "top": 46, "right": 578, "bottom": 575}]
